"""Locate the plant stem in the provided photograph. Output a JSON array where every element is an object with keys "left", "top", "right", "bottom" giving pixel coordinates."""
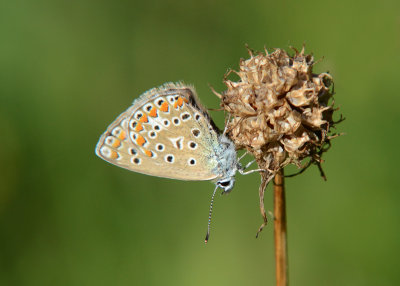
[{"left": 274, "top": 169, "right": 288, "bottom": 286}]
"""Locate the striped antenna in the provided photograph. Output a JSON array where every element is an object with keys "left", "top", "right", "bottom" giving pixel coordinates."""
[{"left": 205, "top": 185, "right": 219, "bottom": 244}]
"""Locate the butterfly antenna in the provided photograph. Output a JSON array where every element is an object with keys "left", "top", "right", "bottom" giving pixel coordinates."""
[{"left": 205, "top": 185, "right": 219, "bottom": 244}]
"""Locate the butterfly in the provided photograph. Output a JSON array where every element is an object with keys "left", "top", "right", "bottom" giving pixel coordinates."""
[{"left": 95, "top": 82, "right": 260, "bottom": 242}]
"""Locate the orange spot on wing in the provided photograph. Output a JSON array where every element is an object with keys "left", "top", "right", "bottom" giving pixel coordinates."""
[
  {"left": 118, "top": 130, "right": 126, "bottom": 140},
  {"left": 136, "top": 135, "right": 146, "bottom": 146},
  {"left": 112, "top": 139, "right": 121, "bottom": 148},
  {"left": 149, "top": 107, "right": 158, "bottom": 117},
  {"left": 183, "top": 97, "right": 189, "bottom": 103},
  {"left": 139, "top": 114, "right": 148, "bottom": 123},
  {"left": 135, "top": 122, "right": 143, "bottom": 132},
  {"left": 144, "top": 150, "right": 153, "bottom": 157},
  {"left": 160, "top": 101, "right": 169, "bottom": 112},
  {"left": 110, "top": 151, "right": 119, "bottom": 159},
  {"left": 177, "top": 97, "right": 184, "bottom": 107}
]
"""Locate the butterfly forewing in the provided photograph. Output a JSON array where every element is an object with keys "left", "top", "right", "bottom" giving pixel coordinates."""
[{"left": 96, "top": 83, "right": 221, "bottom": 181}]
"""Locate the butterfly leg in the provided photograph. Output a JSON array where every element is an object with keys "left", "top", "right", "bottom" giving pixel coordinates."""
[
  {"left": 237, "top": 151, "right": 257, "bottom": 172},
  {"left": 239, "top": 168, "right": 268, "bottom": 175},
  {"left": 237, "top": 150, "right": 250, "bottom": 162},
  {"left": 242, "top": 159, "right": 256, "bottom": 170},
  {"left": 239, "top": 159, "right": 269, "bottom": 175}
]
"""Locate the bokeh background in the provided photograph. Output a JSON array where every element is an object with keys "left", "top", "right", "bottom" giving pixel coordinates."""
[{"left": 1, "top": 0, "right": 399, "bottom": 285}]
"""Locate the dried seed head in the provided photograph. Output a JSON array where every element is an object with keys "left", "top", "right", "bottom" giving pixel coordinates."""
[{"left": 218, "top": 46, "right": 342, "bottom": 174}]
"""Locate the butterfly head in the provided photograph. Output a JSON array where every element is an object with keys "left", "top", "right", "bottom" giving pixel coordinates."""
[{"left": 216, "top": 177, "right": 236, "bottom": 193}]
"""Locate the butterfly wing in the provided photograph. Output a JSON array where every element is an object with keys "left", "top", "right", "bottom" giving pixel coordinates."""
[{"left": 95, "top": 83, "right": 222, "bottom": 181}]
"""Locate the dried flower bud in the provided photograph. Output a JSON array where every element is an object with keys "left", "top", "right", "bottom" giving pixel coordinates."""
[{"left": 217, "top": 46, "right": 341, "bottom": 174}]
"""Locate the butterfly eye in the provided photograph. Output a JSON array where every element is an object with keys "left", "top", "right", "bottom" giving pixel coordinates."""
[
  {"left": 217, "top": 178, "right": 235, "bottom": 193},
  {"left": 218, "top": 180, "right": 233, "bottom": 189}
]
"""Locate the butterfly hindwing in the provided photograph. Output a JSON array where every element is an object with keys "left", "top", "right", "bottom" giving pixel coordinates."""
[{"left": 95, "top": 83, "right": 221, "bottom": 181}]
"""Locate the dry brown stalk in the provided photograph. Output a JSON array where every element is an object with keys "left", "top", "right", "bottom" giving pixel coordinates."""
[
  {"left": 273, "top": 169, "right": 288, "bottom": 286},
  {"left": 215, "top": 45, "right": 341, "bottom": 286}
]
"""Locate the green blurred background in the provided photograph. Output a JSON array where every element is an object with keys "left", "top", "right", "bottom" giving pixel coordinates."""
[{"left": 1, "top": 0, "right": 399, "bottom": 285}]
